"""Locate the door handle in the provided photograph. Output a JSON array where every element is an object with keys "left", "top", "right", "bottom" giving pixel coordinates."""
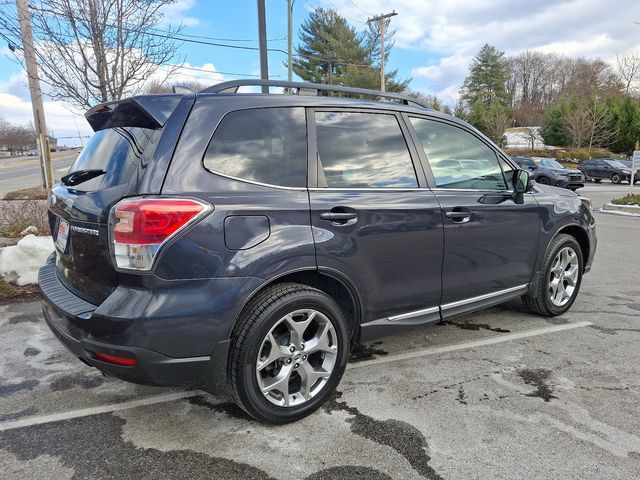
[
  {"left": 320, "top": 208, "right": 358, "bottom": 225},
  {"left": 320, "top": 212, "right": 357, "bottom": 221},
  {"left": 445, "top": 209, "right": 471, "bottom": 223}
]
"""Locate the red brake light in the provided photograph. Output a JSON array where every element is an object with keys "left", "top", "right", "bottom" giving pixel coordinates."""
[
  {"left": 110, "top": 197, "right": 212, "bottom": 270},
  {"left": 94, "top": 351, "right": 137, "bottom": 367},
  {"left": 114, "top": 199, "right": 206, "bottom": 245}
]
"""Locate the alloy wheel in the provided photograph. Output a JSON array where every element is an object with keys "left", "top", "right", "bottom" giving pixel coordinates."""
[
  {"left": 548, "top": 246, "right": 579, "bottom": 307},
  {"left": 256, "top": 309, "right": 338, "bottom": 407}
]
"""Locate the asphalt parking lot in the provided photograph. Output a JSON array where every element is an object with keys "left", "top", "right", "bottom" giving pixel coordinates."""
[{"left": 0, "top": 182, "right": 639, "bottom": 479}]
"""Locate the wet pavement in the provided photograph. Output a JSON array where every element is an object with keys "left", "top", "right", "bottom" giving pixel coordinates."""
[{"left": 0, "top": 209, "right": 638, "bottom": 479}]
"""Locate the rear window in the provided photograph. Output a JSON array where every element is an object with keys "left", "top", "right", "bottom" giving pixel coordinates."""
[
  {"left": 203, "top": 107, "right": 307, "bottom": 188},
  {"left": 68, "top": 127, "right": 157, "bottom": 191}
]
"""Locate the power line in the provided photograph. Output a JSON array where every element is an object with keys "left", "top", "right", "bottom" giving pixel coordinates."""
[
  {"left": 304, "top": 0, "right": 365, "bottom": 25},
  {"left": 346, "top": 0, "right": 373, "bottom": 16},
  {"left": 25, "top": 5, "right": 290, "bottom": 54},
  {"left": 144, "top": 27, "right": 286, "bottom": 43}
]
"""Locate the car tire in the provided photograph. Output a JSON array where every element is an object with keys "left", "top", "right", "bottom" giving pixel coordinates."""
[
  {"left": 522, "top": 234, "right": 583, "bottom": 317},
  {"left": 536, "top": 176, "right": 550, "bottom": 185},
  {"left": 611, "top": 173, "right": 622, "bottom": 184},
  {"left": 227, "top": 282, "right": 350, "bottom": 424}
]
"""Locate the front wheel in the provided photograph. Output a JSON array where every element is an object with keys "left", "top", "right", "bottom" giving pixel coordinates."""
[
  {"left": 522, "top": 234, "right": 583, "bottom": 316},
  {"left": 611, "top": 173, "right": 622, "bottom": 184},
  {"left": 228, "top": 283, "right": 349, "bottom": 424},
  {"left": 536, "top": 176, "right": 550, "bottom": 185}
]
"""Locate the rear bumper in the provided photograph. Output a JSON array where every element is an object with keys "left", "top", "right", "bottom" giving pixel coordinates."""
[{"left": 38, "top": 257, "right": 229, "bottom": 392}]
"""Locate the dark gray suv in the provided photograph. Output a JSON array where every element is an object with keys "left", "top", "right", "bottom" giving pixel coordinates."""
[{"left": 39, "top": 80, "right": 596, "bottom": 423}]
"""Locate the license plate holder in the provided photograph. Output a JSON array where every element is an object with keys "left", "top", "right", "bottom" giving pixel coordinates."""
[{"left": 55, "top": 219, "right": 70, "bottom": 253}]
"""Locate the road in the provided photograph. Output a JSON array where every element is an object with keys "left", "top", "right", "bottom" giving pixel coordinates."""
[
  {"left": 0, "top": 207, "right": 639, "bottom": 478},
  {"left": 0, "top": 151, "right": 78, "bottom": 196}
]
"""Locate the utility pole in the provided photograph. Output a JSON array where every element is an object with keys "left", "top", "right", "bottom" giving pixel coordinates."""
[
  {"left": 367, "top": 11, "right": 397, "bottom": 92},
  {"left": 257, "top": 0, "right": 269, "bottom": 93},
  {"left": 16, "top": 0, "right": 53, "bottom": 189},
  {"left": 287, "top": 0, "right": 293, "bottom": 83}
]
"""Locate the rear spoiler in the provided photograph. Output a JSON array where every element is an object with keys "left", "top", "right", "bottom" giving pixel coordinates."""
[{"left": 84, "top": 95, "right": 185, "bottom": 132}]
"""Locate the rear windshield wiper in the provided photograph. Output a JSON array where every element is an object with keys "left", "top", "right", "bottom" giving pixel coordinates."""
[{"left": 61, "top": 169, "right": 106, "bottom": 187}]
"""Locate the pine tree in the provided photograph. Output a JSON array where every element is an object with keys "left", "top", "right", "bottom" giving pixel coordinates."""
[
  {"left": 293, "top": 8, "right": 368, "bottom": 85},
  {"left": 461, "top": 44, "right": 509, "bottom": 108},
  {"left": 292, "top": 8, "right": 409, "bottom": 91}
]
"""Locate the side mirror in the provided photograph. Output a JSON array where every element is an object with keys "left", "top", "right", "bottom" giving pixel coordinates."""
[
  {"left": 513, "top": 169, "right": 532, "bottom": 204},
  {"left": 529, "top": 164, "right": 538, "bottom": 170},
  {"left": 513, "top": 169, "right": 532, "bottom": 193}
]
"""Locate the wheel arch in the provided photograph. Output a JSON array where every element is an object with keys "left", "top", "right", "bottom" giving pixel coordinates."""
[
  {"left": 556, "top": 224, "right": 590, "bottom": 271},
  {"left": 230, "top": 268, "right": 362, "bottom": 344},
  {"left": 528, "top": 223, "right": 590, "bottom": 300}
]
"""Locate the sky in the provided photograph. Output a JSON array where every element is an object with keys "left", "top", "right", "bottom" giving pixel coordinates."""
[{"left": 1, "top": 0, "right": 639, "bottom": 146}]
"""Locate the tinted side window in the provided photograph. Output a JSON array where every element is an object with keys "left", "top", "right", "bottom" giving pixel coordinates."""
[
  {"left": 314, "top": 111, "right": 418, "bottom": 188},
  {"left": 409, "top": 117, "right": 507, "bottom": 190},
  {"left": 204, "top": 107, "right": 307, "bottom": 187}
]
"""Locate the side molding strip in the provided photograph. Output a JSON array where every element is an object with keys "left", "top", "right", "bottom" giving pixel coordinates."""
[
  {"left": 388, "top": 306, "right": 439, "bottom": 322},
  {"left": 441, "top": 284, "right": 528, "bottom": 311}
]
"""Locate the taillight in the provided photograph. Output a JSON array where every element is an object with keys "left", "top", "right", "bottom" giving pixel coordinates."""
[{"left": 110, "top": 197, "right": 212, "bottom": 270}]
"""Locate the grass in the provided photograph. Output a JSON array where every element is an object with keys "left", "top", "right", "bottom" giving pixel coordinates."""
[
  {"left": 2, "top": 186, "right": 48, "bottom": 200},
  {"left": 0, "top": 278, "right": 11, "bottom": 295},
  {"left": 611, "top": 194, "right": 640, "bottom": 206}
]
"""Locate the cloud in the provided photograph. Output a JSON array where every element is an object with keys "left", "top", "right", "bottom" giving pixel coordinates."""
[
  {"left": 0, "top": 92, "right": 91, "bottom": 146},
  {"left": 320, "top": 0, "right": 640, "bottom": 101},
  {"left": 160, "top": 0, "right": 200, "bottom": 27},
  {"left": 150, "top": 62, "right": 224, "bottom": 87}
]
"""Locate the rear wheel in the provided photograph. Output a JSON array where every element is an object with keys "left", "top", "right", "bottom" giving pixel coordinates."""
[
  {"left": 522, "top": 234, "right": 583, "bottom": 316},
  {"left": 611, "top": 173, "right": 622, "bottom": 184},
  {"left": 228, "top": 283, "right": 349, "bottom": 424}
]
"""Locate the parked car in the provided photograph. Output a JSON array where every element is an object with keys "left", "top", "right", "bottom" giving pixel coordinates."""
[
  {"left": 579, "top": 158, "right": 639, "bottom": 184},
  {"left": 620, "top": 160, "right": 639, "bottom": 173},
  {"left": 39, "top": 80, "right": 597, "bottom": 423},
  {"left": 511, "top": 156, "right": 584, "bottom": 190}
]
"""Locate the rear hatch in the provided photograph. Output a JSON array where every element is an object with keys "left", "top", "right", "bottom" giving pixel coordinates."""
[{"left": 49, "top": 96, "right": 183, "bottom": 305}]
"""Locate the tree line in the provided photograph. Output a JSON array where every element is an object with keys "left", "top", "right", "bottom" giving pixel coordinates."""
[
  {"left": 0, "top": 117, "right": 36, "bottom": 154},
  {"left": 457, "top": 44, "right": 640, "bottom": 153}
]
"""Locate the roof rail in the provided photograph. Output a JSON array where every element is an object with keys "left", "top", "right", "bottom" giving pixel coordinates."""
[{"left": 200, "top": 79, "right": 431, "bottom": 109}]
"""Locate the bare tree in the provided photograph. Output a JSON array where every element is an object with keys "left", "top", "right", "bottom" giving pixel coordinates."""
[
  {"left": 561, "top": 108, "right": 591, "bottom": 148},
  {"left": 482, "top": 104, "right": 511, "bottom": 146},
  {"left": 6, "top": 0, "right": 183, "bottom": 109},
  {"left": 0, "top": 119, "right": 36, "bottom": 154},
  {"left": 585, "top": 100, "right": 615, "bottom": 151},
  {"left": 616, "top": 51, "right": 640, "bottom": 95},
  {"left": 519, "top": 127, "right": 542, "bottom": 151},
  {"left": 561, "top": 100, "right": 615, "bottom": 150}
]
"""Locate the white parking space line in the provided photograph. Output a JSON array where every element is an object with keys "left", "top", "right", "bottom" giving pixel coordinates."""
[
  {"left": 348, "top": 321, "right": 592, "bottom": 370},
  {"left": 0, "top": 391, "right": 200, "bottom": 432},
  {"left": 0, "top": 321, "right": 592, "bottom": 432}
]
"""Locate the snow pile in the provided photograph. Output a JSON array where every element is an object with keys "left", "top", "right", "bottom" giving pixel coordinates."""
[{"left": 0, "top": 234, "right": 54, "bottom": 286}]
